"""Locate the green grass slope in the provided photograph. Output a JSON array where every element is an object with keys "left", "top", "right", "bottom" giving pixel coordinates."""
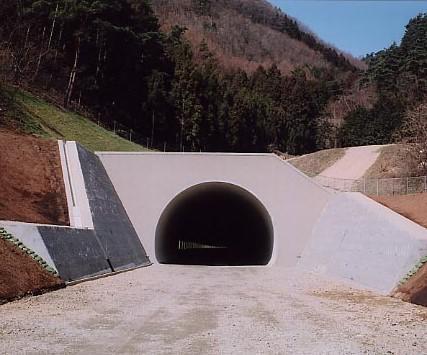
[{"left": 4, "top": 89, "right": 148, "bottom": 152}]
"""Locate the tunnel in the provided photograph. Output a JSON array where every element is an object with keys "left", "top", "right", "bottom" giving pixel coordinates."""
[{"left": 155, "top": 182, "right": 274, "bottom": 265}]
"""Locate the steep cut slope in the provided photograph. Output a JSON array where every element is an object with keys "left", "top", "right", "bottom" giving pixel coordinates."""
[
  {"left": 152, "top": 0, "right": 360, "bottom": 74},
  {"left": 0, "top": 131, "right": 69, "bottom": 225}
]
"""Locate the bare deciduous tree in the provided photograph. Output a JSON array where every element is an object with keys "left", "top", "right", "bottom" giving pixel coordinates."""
[{"left": 397, "top": 102, "right": 427, "bottom": 175}]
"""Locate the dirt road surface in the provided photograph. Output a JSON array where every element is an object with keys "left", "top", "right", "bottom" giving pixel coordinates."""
[
  {"left": 1, "top": 265, "right": 426, "bottom": 354},
  {"left": 319, "top": 145, "right": 383, "bottom": 180}
]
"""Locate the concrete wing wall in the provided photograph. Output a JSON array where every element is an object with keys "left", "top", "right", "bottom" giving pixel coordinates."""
[
  {"left": 299, "top": 193, "right": 427, "bottom": 294},
  {"left": 2, "top": 142, "right": 151, "bottom": 283},
  {"left": 76, "top": 144, "right": 150, "bottom": 271}
]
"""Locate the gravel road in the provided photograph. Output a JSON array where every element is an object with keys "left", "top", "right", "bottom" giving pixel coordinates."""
[
  {"left": 319, "top": 145, "right": 383, "bottom": 180},
  {"left": 1, "top": 265, "right": 426, "bottom": 354}
]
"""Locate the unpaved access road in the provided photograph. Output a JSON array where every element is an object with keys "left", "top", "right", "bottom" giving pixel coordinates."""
[
  {"left": 1, "top": 265, "right": 426, "bottom": 354},
  {"left": 319, "top": 145, "right": 384, "bottom": 180}
]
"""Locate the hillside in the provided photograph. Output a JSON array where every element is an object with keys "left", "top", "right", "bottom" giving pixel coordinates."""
[
  {"left": 151, "top": 0, "right": 361, "bottom": 74},
  {"left": 0, "top": 88, "right": 147, "bottom": 152},
  {"left": 0, "top": 1, "right": 425, "bottom": 155}
]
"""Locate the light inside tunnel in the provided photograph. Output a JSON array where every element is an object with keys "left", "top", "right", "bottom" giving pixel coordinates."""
[{"left": 155, "top": 182, "right": 274, "bottom": 265}]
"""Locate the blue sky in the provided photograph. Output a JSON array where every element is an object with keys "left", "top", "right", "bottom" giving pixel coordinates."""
[{"left": 269, "top": 0, "right": 427, "bottom": 57}]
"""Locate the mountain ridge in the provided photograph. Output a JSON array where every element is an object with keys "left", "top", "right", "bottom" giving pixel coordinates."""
[{"left": 151, "top": 0, "right": 363, "bottom": 75}]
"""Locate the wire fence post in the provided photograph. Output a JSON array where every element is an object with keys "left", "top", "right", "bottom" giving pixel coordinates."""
[
  {"left": 363, "top": 178, "right": 366, "bottom": 194},
  {"left": 376, "top": 179, "right": 379, "bottom": 196}
]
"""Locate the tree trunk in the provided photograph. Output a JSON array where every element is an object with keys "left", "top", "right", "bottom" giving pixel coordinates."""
[
  {"left": 151, "top": 110, "right": 155, "bottom": 147},
  {"left": 65, "top": 37, "right": 80, "bottom": 108},
  {"left": 33, "top": 26, "right": 46, "bottom": 81},
  {"left": 47, "top": 3, "right": 58, "bottom": 51}
]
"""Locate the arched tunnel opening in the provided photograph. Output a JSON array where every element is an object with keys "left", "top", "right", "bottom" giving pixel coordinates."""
[{"left": 155, "top": 182, "right": 274, "bottom": 265}]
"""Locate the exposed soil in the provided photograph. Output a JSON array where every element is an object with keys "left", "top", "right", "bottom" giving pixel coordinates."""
[
  {"left": 0, "top": 130, "right": 69, "bottom": 225},
  {"left": 371, "top": 193, "right": 427, "bottom": 307},
  {"left": 0, "top": 237, "right": 64, "bottom": 303},
  {"left": 371, "top": 193, "right": 427, "bottom": 228},
  {"left": 394, "top": 263, "right": 427, "bottom": 307}
]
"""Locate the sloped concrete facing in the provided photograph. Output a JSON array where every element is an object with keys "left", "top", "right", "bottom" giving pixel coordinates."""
[
  {"left": 298, "top": 192, "right": 427, "bottom": 295},
  {"left": 1, "top": 141, "right": 150, "bottom": 282},
  {"left": 0, "top": 221, "right": 58, "bottom": 273},
  {"left": 39, "top": 143, "right": 150, "bottom": 281},
  {"left": 74, "top": 144, "right": 149, "bottom": 272},
  {"left": 98, "top": 152, "right": 427, "bottom": 295}
]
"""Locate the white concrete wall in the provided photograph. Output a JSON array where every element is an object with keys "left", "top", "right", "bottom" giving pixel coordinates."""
[
  {"left": 97, "top": 152, "right": 332, "bottom": 267},
  {"left": 0, "top": 221, "right": 58, "bottom": 272},
  {"left": 298, "top": 193, "right": 427, "bottom": 294}
]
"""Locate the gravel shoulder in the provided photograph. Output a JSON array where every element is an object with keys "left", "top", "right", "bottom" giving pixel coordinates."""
[{"left": 1, "top": 265, "right": 426, "bottom": 354}]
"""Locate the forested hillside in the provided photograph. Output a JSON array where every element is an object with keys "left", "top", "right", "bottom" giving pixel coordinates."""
[
  {"left": 151, "top": 0, "right": 361, "bottom": 74},
  {"left": 0, "top": 1, "right": 425, "bottom": 156},
  {"left": 339, "top": 13, "right": 427, "bottom": 147}
]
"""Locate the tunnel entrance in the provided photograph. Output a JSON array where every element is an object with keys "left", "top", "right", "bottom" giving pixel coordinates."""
[{"left": 155, "top": 182, "right": 274, "bottom": 265}]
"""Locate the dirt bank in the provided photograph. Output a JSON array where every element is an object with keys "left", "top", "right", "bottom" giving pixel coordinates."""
[
  {"left": 371, "top": 193, "right": 427, "bottom": 228},
  {"left": 0, "top": 237, "right": 63, "bottom": 303},
  {"left": 0, "top": 130, "right": 69, "bottom": 225},
  {"left": 394, "top": 262, "right": 427, "bottom": 307},
  {"left": 372, "top": 193, "right": 427, "bottom": 307}
]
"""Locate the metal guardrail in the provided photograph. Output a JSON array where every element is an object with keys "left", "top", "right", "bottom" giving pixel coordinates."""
[{"left": 314, "top": 175, "right": 427, "bottom": 196}]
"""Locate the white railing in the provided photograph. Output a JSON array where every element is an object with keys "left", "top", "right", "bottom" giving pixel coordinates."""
[{"left": 314, "top": 175, "right": 427, "bottom": 196}]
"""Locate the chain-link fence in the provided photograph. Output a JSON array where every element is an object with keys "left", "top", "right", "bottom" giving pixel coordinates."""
[
  {"left": 93, "top": 118, "right": 181, "bottom": 152},
  {"left": 315, "top": 175, "right": 427, "bottom": 196}
]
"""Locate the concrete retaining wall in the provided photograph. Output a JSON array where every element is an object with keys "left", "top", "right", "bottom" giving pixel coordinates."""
[
  {"left": 298, "top": 193, "right": 427, "bottom": 294},
  {"left": 1, "top": 142, "right": 150, "bottom": 282},
  {"left": 0, "top": 222, "right": 58, "bottom": 272}
]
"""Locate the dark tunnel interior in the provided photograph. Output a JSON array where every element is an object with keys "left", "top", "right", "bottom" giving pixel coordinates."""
[{"left": 155, "top": 182, "right": 274, "bottom": 265}]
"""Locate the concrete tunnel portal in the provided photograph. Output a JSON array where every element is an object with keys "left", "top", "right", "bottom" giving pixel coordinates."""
[{"left": 155, "top": 182, "right": 274, "bottom": 265}]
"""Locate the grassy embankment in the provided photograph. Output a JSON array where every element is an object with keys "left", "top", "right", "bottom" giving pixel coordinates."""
[{"left": 1, "top": 88, "right": 148, "bottom": 152}]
